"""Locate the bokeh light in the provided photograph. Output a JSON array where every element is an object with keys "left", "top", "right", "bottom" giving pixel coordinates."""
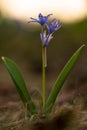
[{"left": 0, "top": 0, "right": 87, "bottom": 23}]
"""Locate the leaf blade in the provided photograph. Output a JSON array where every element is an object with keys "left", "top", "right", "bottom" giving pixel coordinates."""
[
  {"left": 1, "top": 57, "right": 37, "bottom": 115},
  {"left": 46, "top": 44, "right": 85, "bottom": 113}
]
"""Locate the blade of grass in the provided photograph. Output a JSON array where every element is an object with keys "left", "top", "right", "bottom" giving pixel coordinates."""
[
  {"left": 1, "top": 56, "right": 37, "bottom": 115},
  {"left": 45, "top": 44, "right": 85, "bottom": 113}
]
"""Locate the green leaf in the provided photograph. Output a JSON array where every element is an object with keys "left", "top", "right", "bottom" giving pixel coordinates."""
[
  {"left": 45, "top": 44, "right": 85, "bottom": 113},
  {"left": 1, "top": 57, "right": 37, "bottom": 115}
]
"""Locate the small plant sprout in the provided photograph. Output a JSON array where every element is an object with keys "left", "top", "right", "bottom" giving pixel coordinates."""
[{"left": 1, "top": 13, "right": 85, "bottom": 119}]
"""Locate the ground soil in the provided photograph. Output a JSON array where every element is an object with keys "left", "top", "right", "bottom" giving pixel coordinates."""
[{"left": 0, "top": 82, "right": 87, "bottom": 130}]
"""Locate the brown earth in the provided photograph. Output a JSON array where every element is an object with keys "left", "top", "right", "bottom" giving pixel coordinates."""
[{"left": 0, "top": 81, "right": 87, "bottom": 130}]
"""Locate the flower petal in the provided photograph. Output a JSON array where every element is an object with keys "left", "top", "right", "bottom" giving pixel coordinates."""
[
  {"left": 40, "top": 31, "right": 53, "bottom": 46},
  {"left": 28, "top": 13, "right": 52, "bottom": 25},
  {"left": 47, "top": 19, "right": 61, "bottom": 33}
]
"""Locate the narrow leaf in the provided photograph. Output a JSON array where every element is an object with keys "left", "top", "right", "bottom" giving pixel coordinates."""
[
  {"left": 1, "top": 57, "right": 37, "bottom": 115},
  {"left": 46, "top": 44, "right": 85, "bottom": 113}
]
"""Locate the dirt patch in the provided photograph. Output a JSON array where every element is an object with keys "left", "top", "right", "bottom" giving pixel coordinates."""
[{"left": 0, "top": 82, "right": 87, "bottom": 130}]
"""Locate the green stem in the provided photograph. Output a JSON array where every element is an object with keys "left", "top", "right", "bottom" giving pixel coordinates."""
[{"left": 42, "top": 46, "right": 47, "bottom": 111}]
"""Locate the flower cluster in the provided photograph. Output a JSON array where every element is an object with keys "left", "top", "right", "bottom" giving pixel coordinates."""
[{"left": 28, "top": 13, "right": 61, "bottom": 47}]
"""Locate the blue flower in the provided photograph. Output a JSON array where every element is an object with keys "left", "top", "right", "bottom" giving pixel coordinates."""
[
  {"left": 40, "top": 31, "right": 53, "bottom": 46},
  {"left": 47, "top": 19, "right": 61, "bottom": 34},
  {"left": 28, "top": 13, "right": 52, "bottom": 25}
]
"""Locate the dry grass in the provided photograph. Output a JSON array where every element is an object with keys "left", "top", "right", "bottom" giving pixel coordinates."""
[
  {"left": 0, "top": 82, "right": 87, "bottom": 130},
  {"left": 0, "top": 101, "right": 87, "bottom": 130}
]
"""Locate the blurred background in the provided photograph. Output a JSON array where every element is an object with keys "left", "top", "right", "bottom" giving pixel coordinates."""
[{"left": 0, "top": 0, "right": 87, "bottom": 98}]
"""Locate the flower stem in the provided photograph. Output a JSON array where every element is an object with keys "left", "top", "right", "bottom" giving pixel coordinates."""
[{"left": 42, "top": 46, "right": 47, "bottom": 111}]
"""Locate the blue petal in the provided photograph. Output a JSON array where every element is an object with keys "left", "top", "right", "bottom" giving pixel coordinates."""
[
  {"left": 38, "top": 13, "right": 52, "bottom": 25},
  {"left": 40, "top": 31, "right": 53, "bottom": 46},
  {"left": 28, "top": 17, "right": 39, "bottom": 23},
  {"left": 28, "top": 13, "right": 52, "bottom": 25},
  {"left": 47, "top": 19, "right": 61, "bottom": 33}
]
